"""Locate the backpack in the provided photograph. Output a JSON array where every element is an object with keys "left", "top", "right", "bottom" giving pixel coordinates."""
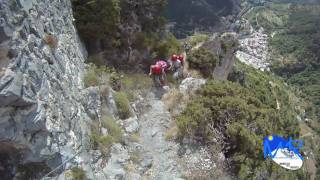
[
  {"left": 156, "top": 60, "right": 168, "bottom": 70},
  {"left": 152, "top": 65, "right": 162, "bottom": 74}
]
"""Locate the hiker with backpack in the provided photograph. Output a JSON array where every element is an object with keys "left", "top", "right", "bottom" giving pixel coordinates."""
[
  {"left": 169, "top": 54, "right": 184, "bottom": 80},
  {"left": 149, "top": 60, "right": 169, "bottom": 87}
]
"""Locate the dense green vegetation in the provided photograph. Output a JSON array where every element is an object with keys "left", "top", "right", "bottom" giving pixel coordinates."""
[
  {"left": 270, "top": 6, "right": 320, "bottom": 69},
  {"left": 176, "top": 61, "right": 305, "bottom": 179},
  {"left": 72, "top": 0, "right": 181, "bottom": 69},
  {"left": 72, "top": 0, "right": 121, "bottom": 51},
  {"left": 188, "top": 47, "right": 218, "bottom": 77},
  {"left": 271, "top": 5, "right": 320, "bottom": 121},
  {"left": 244, "top": 3, "right": 290, "bottom": 33},
  {"left": 288, "top": 70, "right": 320, "bottom": 121},
  {"left": 72, "top": 0, "right": 166, "bottom": 48}
]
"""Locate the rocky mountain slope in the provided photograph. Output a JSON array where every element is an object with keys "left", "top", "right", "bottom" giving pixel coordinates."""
[{"left": 0, "top": 0, "right": 102, "bottom": 178}]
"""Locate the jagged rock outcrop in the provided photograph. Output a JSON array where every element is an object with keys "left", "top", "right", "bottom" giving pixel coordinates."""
[
  {"left": 204, "top": 33, "right": 239, "bottom": 80},
  {"left": 0, "top": 0, "right": 101, "bottom": 178}
]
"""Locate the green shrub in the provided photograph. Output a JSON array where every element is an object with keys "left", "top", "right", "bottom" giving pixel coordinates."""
[
  {"left": 155, "top": 33, "right": 181, "bottom": 59},
  {"left": 71, "top": 167, "right": 87, "bottom": 180},
  {"left": 109, "top": 72, "right": 122, "bottom": 91},
  {"left": 133, "top": 32, "right": 158, "bottom": 51},
  {"left": 114, "top": 92, "right": 132, "bottom": 119},
  {"left": 90, "top": 133, "right": 114, "bottom": 156},
  {"left": 130, "top": 150, "right": 141, "bottom": 164},
  {"left": 83, "top": 63, "right": 116, "bottom": 88},
  {"left": 176, "top": 64, "right": 301, "bottom": 178},
  {"left": 121, "top": 73, "right": 153, "bottom": 98},
  {"left": 83, "top": 67, "right": 99, "bottom": 87},
  {"left": 188, "top": 47, "right": 218, "bottom": 77},
  {"left": 102, "top": 116, "right": 123, "bottom": 143},
  {"left": 87, "top": 54, "right": 104, "bottom": 66}
]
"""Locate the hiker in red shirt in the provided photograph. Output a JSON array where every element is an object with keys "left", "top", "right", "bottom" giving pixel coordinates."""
[{"left": 149, "top": 62, "right": 167, "bottom": 87}]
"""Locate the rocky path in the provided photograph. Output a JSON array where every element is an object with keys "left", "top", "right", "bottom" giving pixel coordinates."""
[
  {"left": 136, "top": 91, "right": 183, "bottom": 180},
  {"left": 103, "top": 50, "right": 214, "bottom": 180}
]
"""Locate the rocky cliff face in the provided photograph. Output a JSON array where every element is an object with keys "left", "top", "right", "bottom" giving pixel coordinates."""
[{"left": 0, "top": 0, "right": 101, "bottom": 178}]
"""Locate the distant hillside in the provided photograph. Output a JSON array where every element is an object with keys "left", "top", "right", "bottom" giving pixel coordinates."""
[
  {"left": 164, "top": 0, "right": 240, "bottom": 38},
  {"left": 244, "top": 0, "right": 320, "bottom": 137}
]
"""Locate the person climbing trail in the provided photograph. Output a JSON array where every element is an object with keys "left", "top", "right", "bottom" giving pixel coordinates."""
[
  {"left": 169, "top": 54, "right": 184, "bottom": 80},
  {"left": 149, "top": 61, "right": 167, "bottom": 87}
]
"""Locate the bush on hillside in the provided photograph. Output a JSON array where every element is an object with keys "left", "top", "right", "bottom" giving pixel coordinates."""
[
  {"left": 176, "top": 62, "right": 302, "bottom": 178},
  {"left": 188, "top": 47, "right": 218, "bottom": 77},
  {"left": 83, "top": 67, "right": 99, "bottom": 88},
  {"left": 114, "top": 92, "right": 132, "bottom": 119},
  {"left": 71, "top": 167, "right": 87, "bottom": 180},
  {"left": 102, "top": 116, "right": 123, "bottom": 143},
  {"left": 83, "top": 63, "right": 117, "bottom": 88},
  {"left": 109, "top": 72, "right": 122, "bottom": 91},
  {"left": 90, "top": 133, "right": 114, "bottom": 157},
  {"left": 155, "top": 34, "right": 181, "bottom": 59}
]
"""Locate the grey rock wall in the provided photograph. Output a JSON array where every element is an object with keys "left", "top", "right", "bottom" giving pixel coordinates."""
[{"left": 0, "top": 0, "right": 100, "bottom": 178}]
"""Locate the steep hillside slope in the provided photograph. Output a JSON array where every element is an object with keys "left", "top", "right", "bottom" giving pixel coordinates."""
[{"left": 244, "top": 2, "right": 320, "bottom": 121}]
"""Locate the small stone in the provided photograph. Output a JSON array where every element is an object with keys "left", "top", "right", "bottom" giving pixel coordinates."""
[
  {"left": 124, "top": 116, "right": 139, "bottom": 133},
  {"left": 186, "top": 149, "right": 191, "bottom": 155},
  {"left": 101, "top": 128, "right": 108, "bottom": 136},
  {"left": 90, "top": 150, "right": 102, "bottom": 163},
  {"left": 141, "top": 155, "right": 153, "bottom": 169},
  {"left": 151, "top": 129, "right": 158, "bottom": 137}
]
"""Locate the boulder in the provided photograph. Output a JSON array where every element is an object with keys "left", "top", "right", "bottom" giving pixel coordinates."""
[
  {"left": 123, "top": 116, "right": 139, "bottom": 133},
  {"left": 179, "top": 77, "right": 206, "bottom": 94}
]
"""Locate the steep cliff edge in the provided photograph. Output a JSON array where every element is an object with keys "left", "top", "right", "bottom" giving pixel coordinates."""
[{"left": 0, "top": 0, "right": 101, "bottom": 178}]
